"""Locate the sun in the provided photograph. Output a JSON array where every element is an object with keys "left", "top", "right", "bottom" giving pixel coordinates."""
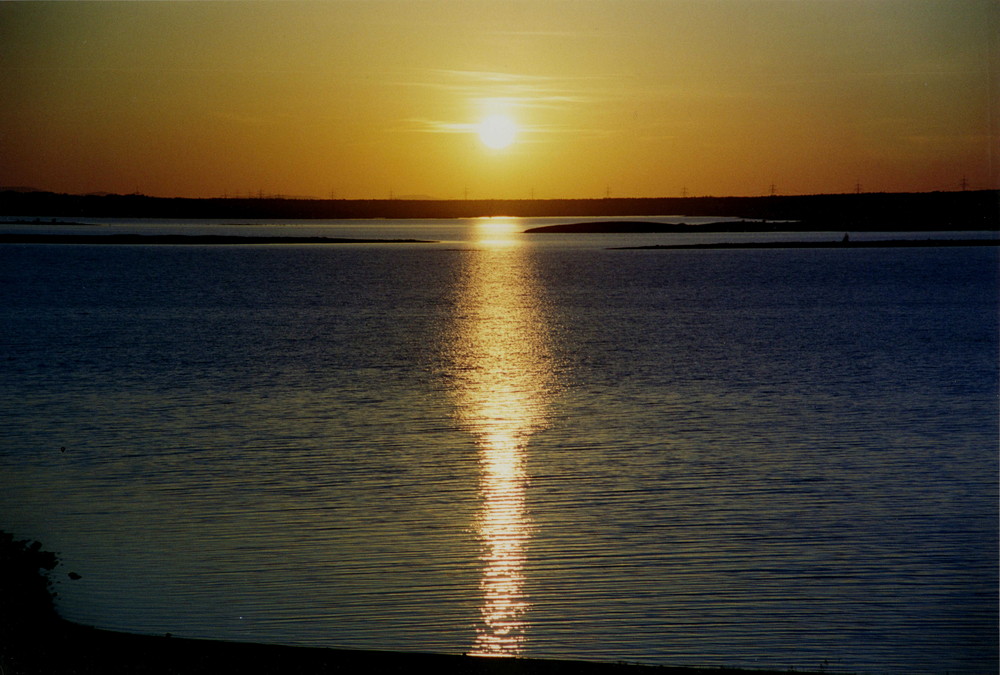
[{"left": 478, "top": 114, "right": 517, "bottom": 150}]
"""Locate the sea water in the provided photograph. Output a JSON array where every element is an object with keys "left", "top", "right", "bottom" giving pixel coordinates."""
[{"left": 1, "top": 218, "right": 996, "bottom": 673}]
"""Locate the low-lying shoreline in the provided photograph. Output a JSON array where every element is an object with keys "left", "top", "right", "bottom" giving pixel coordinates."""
[
  {"left": 9, "top": 619, "right": 806, "bottom": 675},
  {"left": 3, "top": 233, "right": 997, "bottom": 250},
  {"left": 612, "top": 239, "right": 1000, "bottom": 250},
  {"left": 523, "top": 220, "right": 999, "bottom": 235},
  {"left": 3, "top": 189, "right": 997, "bottom": 228},
  {"left": 523, "top": 221, "right": 763, "bottom": 233},
  {"left": 1, "top": 531, "right": 824, "bottom": 675}
]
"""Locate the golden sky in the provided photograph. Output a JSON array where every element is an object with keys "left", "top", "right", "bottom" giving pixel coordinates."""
[{"left": 1, "top": 0, "right": 996, "bottom": 199}]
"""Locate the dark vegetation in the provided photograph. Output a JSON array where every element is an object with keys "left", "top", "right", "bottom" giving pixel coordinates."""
[
  {"left": 0, "top": 531, "right": 59, "bottom": 629},
  {"left": 0, "top": 531, "right": 826, "bottom": 675},
  {"left": 0, "top": 531, "right": 62, "bottom": 673},
  {"left": 1, "top": 189, "right": 997, "bottom": 230}
]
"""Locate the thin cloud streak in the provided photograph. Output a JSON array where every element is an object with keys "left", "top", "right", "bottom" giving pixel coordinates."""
[
  {"left": 397, "top": 68, "right": 605, "bottom": 104},
  {"left": 403, "top": 118, "right": 624, "bottom": 143}
]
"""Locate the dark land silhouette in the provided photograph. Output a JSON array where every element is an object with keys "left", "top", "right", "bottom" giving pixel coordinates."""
[
  {"left": 3, "top": 232, "right": 994, "bottom": 248},
  {"left": 2, "top": 189, "right": 997, "bottom": 230},
  {"left": 612, "top": 239, "right": 1000, "bottom": 250},
  {"left": 0, "top": 234, "right": 435, "bottom": 245}
]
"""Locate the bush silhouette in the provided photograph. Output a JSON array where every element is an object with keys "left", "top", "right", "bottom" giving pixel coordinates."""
[{"left": 0, "top": 531, "right": 60, "bottom": 632}]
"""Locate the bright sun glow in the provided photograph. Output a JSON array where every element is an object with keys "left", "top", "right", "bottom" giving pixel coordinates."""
[{"left": 477, "top": 114, "right": 517, "bottom": 149}]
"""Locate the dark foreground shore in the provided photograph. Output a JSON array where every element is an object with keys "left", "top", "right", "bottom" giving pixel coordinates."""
[
  {"left": 5, "top": 620, "right": 816, "bottom": 675},
  {"left": 1, "top": 532, "right": 822, "bottom": 675}
]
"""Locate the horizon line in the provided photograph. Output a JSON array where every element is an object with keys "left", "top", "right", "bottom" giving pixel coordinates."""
[{"left": 3, "top": 187, "right": 994, "bottom": 202}]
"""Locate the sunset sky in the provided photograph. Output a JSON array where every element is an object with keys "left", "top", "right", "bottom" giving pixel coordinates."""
[{"left": 2, "top": 0, "right": 996, "bottom": 200}]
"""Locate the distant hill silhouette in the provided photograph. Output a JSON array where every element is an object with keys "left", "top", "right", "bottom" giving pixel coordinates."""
[{"left": 1, "top": 189, "right": 996, "bottom": 230}]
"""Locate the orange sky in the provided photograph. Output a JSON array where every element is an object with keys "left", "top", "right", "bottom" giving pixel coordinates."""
[{"left": 2, "top": 0, "right": 996, "bottom": 199}]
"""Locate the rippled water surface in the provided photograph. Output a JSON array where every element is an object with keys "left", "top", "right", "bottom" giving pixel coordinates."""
[{"left": 1, "top": 219, "right": 997, "bottom": 673}]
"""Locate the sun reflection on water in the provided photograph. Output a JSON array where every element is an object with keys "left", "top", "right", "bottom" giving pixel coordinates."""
[
  {"left": 446, "top": 226, "right": 555, "bottom": 656},
  {"left": 471, "top": 217, "right": 523, "bottom": 248}
]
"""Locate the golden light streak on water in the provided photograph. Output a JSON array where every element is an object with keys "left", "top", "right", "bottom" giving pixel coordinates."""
[
  {"left": 471, "top": 217, "right": 523, "bottom": 248},
  {"left": 448, "top": 223, "right": 555, "bottom": 656},
  {"left": 470, "top": 383, "right": 532, "bottom": 656}
]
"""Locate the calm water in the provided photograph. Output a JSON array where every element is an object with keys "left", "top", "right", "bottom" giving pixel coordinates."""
[{"left": 1, "top": 219, "right": 997, "bottom": 673}]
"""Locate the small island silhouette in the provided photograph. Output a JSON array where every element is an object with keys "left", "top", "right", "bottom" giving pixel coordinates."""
[{"left": 518, "top": 221, "right": 997, "bottom": 249}]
